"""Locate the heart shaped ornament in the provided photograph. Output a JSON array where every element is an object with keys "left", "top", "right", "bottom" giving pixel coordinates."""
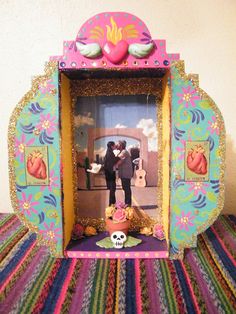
[{"left": 103, "top": 40, "right": 128, "bottom": 64}]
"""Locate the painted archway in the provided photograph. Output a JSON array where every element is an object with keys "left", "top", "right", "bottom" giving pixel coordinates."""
[{"left": 87, "top": 128, "right": 148, "bottom": 168}]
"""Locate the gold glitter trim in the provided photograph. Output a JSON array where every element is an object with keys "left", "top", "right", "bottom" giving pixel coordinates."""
[
  {"left": 70, "top": 78, "right": 162, "bottom": 99},
  {"left": 70, "top": 77, "right": 163, "bottom": 230},
  {"left": 8, "top": 61, "right": 63, "bottom": 257},
  {"left": 171, "top": 60, "right": 226, "bottom": 254}
]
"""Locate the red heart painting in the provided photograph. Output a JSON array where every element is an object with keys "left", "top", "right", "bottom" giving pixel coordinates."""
[
  {"left": 103, "top": 40, "right": 128, "bottom": 64},
  {"left": 27, "top": 151, "right": 47, "bottom": 180},
  {"left": 187, "top": 147, "right": 208, "bottom": 175}
]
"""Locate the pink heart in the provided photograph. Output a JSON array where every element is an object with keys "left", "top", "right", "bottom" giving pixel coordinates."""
[{"left": 103, "top": 40, "right": 128, "bottom": 64}]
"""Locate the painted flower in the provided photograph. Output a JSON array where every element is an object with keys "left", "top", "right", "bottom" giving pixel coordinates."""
[
  {"left": 124, "top": 206, "right": 134, "bottom": 220},
  {"left": 177, "top": 86, "right": 200, "bottom": 108},
  {"left": 187, "top": 182, "right": 209, "bottom": 196},
  {"left": 36, "top": 113, "right": 57, "bottom": 135},
  {"left": 15, "top": 134, "right": 35, "bottom": 163},
  {"left": 176, "top": 137, "right": 192, "bottom": 160},
  {"left": 115, "top": 200, "right": 126, "bottom": 209},
  {"left": 175, "top": 211, "right": 195, "bottom": 231},
  {"left": 40, "top": 222, "right": 62, "bottom": 242},
  {"left": 105, "top": 205, "right": 116, "bottom": 219},
  {"left": 207, "top": 116, "right": 219, "bottom": 135},
  {"left": 72, "top": 223, "right": 84, "bottom": 239},
  {"left": 40, "top": 170, "right": 59, "bottom": 192},
  {"left": 84, "top": 226, "right": 97, "bottom": 236},
  {"left": 18, "top": 192, "right": 39, "bottom": 216},
  {"left": 140, "top": 227, "right": 153, "bottom": 236},
  {"left": 176, "top": 139, "right": 186, "bottom": 160},
  {"left": 113, "top": 208, "right": 126, "bottom": 223},
  {"left": 38, "top": 79, "right": 55, "bottom": 94},
  {"left": 153, "top": 224, "right": 165, "bottom": 240}
]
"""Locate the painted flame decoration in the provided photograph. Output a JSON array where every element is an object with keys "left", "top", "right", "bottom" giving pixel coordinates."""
[
  {"left": 89, "top": 17, "right": 139, "bottom": 44},
  {"left": 106, "top": 17, "right": 123, "bottom": 45}
]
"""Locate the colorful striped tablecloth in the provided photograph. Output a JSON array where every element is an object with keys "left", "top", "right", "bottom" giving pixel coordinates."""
[{"left": 0, "top": 214, "right": 235, "bottom": 313}]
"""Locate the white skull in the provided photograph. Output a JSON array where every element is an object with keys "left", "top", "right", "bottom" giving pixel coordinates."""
[{"left": 111, "top": 231, "right": 127, "bottom": 249}]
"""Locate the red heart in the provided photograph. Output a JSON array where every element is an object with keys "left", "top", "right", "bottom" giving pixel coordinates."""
[
  {"left": 27, "top": 152, "right": 47, "bottom": 180},
  {"left": 103, "top": 40, "right": 128, "bottom": 64},
  {"left": 187, "top": 151, "right": 207, "bottom": 175}
]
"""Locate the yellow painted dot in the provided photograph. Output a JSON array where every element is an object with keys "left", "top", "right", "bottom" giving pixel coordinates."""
[
  {"left": 23, "top": 202, "right": 30, "bottom": 210},
  {"left": 42, "top": 120, "right": 50, "bottom": 129}
]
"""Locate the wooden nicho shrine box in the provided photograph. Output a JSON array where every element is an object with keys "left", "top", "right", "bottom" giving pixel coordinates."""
[{"left": 8, "top": 12, "right": 225, "bottom": 259}]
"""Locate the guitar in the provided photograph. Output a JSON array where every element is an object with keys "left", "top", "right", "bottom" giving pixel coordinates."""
[{"left": 135, "top": 158, "right": 146, "bottom": 187}]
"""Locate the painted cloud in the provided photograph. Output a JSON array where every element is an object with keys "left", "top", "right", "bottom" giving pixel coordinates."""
[
  {"left": 136, "top": 118, "right": 157, "bottom": 151},
  {"left": 114, "top": 123, "right": 127, "bottom": 128},
  {"left": 74, "top": 112, "right": 94, "bottom": 127}
]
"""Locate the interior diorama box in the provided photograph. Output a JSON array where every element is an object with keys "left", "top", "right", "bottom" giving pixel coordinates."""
[{"left": 8, "top": 12, "right": 225, "bottom": 259}]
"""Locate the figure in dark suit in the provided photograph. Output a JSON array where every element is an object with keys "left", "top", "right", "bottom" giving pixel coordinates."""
[{"left": 104, "top": 141, "right": 118, "bottom": 205}]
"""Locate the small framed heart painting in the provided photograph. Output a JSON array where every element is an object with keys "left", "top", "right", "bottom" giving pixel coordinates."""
[
  {"left": 185, "top": 141, "right": 210, "bottom": 181},
  {"left": 24, "top": 146, "right": 49, "bottom": 186}
]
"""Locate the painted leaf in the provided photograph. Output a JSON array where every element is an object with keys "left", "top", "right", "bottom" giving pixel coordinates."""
[
  {"left": 124, "top": 236, "right": 142, "bottom": 247},
  {"left": 14, "top": 160, "right": 20, "bottom": 168},
  {"left": 34, "top": 192, "right": 43, "bottom": 200},
  {"left": 206, "top": 191, "right": 217, "bottom": 202},
  {"left": 173, "top": 204, "right": 181, "bottom": 215},
  {"left": 199, "top": 100, "right": 210, "bottom": 110},
  {"left": 53, "top": 189, "right": 60, "bottom": 196},
  {"left": 96, "top": 237, "right": 114, "bottom": 248}
]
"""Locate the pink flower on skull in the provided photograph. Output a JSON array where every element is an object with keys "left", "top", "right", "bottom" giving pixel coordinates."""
[{"left": 113, "top": 208, "right": 127, "bottom": 223}]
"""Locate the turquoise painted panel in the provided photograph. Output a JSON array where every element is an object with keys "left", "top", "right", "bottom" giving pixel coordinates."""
[
  {"left": 13, "top": 66, "right": 63, "bottom": 256},
  {"left": 170, "top": 63, "right": 224, "bottom": 254}
]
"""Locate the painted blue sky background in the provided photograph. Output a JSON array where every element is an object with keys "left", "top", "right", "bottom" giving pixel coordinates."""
[{"left": 74, "top": 95, "right": 157, "bottom": 155}]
